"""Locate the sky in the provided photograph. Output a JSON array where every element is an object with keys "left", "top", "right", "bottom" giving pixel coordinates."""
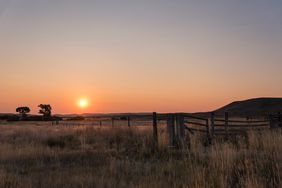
[{"left": 0, "top": 0, "right": 282, "bottom": 114}]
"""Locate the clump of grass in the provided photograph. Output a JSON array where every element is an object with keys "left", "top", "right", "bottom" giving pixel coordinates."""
[{"left": 45, "top": 135, "right": 80, "bottom": 149}]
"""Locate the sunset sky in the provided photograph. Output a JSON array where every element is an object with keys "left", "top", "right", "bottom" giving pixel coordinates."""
[{"left": 0, "top": 0, "right": 282, "bottom": 114}]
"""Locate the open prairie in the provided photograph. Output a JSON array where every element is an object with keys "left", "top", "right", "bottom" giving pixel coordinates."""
[
  {"left": 0, "top": 121, "right": 281, "bottom": 188},
  {"left": 2, "top": 1, "right": 282, "bottom": 187}
]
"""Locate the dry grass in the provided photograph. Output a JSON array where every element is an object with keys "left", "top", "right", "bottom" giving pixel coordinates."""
[{"left": 0, "top": 122, "right": 281, "bottom": 188}]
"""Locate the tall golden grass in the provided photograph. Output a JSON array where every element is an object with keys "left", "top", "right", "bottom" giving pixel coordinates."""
[{"left": 0, "top": 122, "right": 281, "bottom": 188}]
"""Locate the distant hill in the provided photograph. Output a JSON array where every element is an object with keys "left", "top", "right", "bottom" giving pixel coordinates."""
[{"left": 213, "top": 98, "right": 282, "bottom": 117}]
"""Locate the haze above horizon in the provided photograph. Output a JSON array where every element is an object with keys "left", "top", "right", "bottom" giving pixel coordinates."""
[{"left": 0, "top": 0, "right": 282, "bottom": 114}]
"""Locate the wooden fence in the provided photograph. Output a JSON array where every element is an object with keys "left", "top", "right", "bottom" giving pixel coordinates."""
[
  {"left": 210, "top": 112, "right": 271, "bottom": 138},
  {"left": 54, "top": 111, "right": 282, "bottom": 148},
  {"left": 269, "top": 112, "right": 282, "bottom": 128},
  {"left": 165, "top": 113, "right": 210, "bottom": 147}
]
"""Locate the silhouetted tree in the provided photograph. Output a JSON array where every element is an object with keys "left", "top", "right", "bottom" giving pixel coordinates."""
[
  {"left": 16, "top": 107, "right": 30, "bottom": 120},
  {"left": 38, "top": 104, "right": 52, "bottom": 119}
]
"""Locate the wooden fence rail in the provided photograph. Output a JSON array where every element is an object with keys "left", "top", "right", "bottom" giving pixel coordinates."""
[{"left": 210, "top": 112, "right": 282, "bottom": 138}]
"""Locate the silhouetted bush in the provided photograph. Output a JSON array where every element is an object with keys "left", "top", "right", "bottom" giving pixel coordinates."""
[
  {"left": 0, "top": 115, "right": 20, "bottom": 121},
  {"left": 0, "top": 114, "right": 62, "bottom": 122}
]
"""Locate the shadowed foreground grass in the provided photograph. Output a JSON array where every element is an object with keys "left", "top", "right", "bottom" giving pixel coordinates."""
[{"left": 0, "top": 123, "right": 281, "bottom": 188}]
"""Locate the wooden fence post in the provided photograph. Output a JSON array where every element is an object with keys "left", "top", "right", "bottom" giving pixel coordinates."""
[
  {"left": 205, "top": 119, "right": 211, "bottom": 144},
  {"left": 225, "top": 112, "right": 229, "bottom": 138},
  {"left": 268, "top": 114, "right": 271, "bottom": 128},
  {"left": 278, "top": 112, "right": 281, "bottom": 128},
  {"left": 211, "top": 112, "right": 215, "bottom": 137},
  {"left": 269, "top": 114, "right": 275, "bottom": 129},
  {"left": 167, "top": 114, "right": 176, "bottom": 148},
  {"left": 152, "top": 112, "right": 158, "bottom": 147},
  {"left": 99, "top": 121, "right": 102, "bottom": 127},
  {"left": 127, "top": 116, "right": 131, "bottom": 127},
  {"left": 176, "top": 114, "right": 185, "bottom": 147}
]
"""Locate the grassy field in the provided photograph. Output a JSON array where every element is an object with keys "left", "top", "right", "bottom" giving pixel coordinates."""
[{"left": 0, "top": 121, "right": 281, "bottom": 188}]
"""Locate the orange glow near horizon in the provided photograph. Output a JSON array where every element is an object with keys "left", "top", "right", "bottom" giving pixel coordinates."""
[{"left": 77, "top": 98, "right": 89, "bottom": 109}]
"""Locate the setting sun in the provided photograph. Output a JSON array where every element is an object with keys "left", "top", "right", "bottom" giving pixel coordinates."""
[{"left": 78, "top": 99, "right": 89, "bottom": 108}]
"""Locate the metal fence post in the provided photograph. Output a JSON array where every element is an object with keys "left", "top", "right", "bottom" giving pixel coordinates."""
[
  {"left": 112, "top": 118, "right": 114, "bottom": 127},
  {"left": 127, "top": 116, "right": 131, "bottom": 127},
  {"left": 152, "top": 112, "right": 158, "bottom": 147}
]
